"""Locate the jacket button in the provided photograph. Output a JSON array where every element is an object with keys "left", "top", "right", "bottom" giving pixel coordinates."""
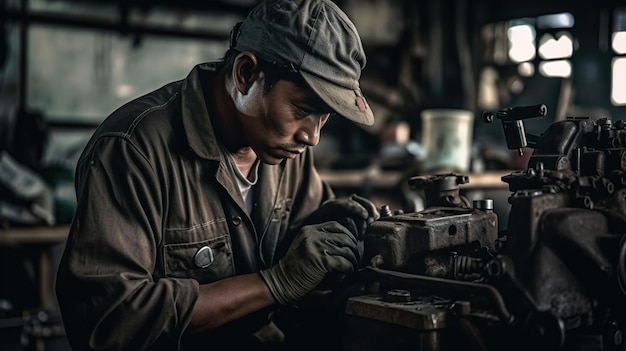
[
  {"left": 194, "top": 246, "right": 214, "bottom": 268},
  {"left": 232, "top": 216, "right": 242, "bottom": 226}
]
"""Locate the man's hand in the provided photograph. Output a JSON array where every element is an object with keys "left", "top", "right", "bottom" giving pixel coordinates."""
[
  {"left": 304, "top": 194, "right": 380, "bottom": 240},
  {"left": 259, "top": 221, "right": 359, "bottom": 305}
]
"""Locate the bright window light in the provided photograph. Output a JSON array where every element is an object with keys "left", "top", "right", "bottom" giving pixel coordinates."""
[
  {"left": 115, "top": 84, "right": 136, "bottom": 99},
  {"left": 613, "top": 32, "right": 626, "bottom": 54},
  {"left": 612, "top": 57, "right": 626, "bottom": 105},
  {"left": 539, "top": 60, "right": 571, "bottom": 77},
  {"left": 538, "top": 33, "right": 573, "bottom": 59},
  {"left": 508, "top": 24, "right": 536, "bottom": 63},
  {"left": 518, "top": 62, "right": 535, "bottom": 76},
  {"left": 537, "top": 12, "right": 575, "bottom": 29}
]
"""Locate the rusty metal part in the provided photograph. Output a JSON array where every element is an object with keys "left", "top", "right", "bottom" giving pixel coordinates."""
[
  {"left": 360, "top": 267, "right": 514, "bottom": 325},
  {"left": 345, "top": 294, "right": 450, "bottom": 330},
  {"left": 364, "top": 207, "right": 498, "bottom": 271}
]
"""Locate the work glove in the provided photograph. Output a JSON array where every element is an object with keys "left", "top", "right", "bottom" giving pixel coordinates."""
[
  {"left": 304, "top": 194, "right": 380, "bottom": 241},
  {"left": 260, "top": 221, "right": 360, "bottom": 305}
]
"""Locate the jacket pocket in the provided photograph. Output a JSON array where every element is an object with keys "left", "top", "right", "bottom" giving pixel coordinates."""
[{"left": 163, "top": 235, "right": 234, "bottom": 284}]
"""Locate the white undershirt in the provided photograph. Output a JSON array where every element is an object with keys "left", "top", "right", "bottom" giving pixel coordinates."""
[{"left": 226, "top": 154, "right": 259, "bottom": 214}]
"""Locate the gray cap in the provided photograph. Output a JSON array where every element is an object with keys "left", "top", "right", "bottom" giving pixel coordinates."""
[{"left": 231, "top": 0, "right": 374, "bottom": 126}]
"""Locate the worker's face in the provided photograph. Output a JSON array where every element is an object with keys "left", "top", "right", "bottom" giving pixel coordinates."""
[{"left": 235, "top": 68, "right": 332, "bottom": 165}]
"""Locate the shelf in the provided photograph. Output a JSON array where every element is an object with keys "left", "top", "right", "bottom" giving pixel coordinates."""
[
  {"left": 0, "top": 225, "right": 71, "bottom": 311},
  {"left": 0, "top": 225, "right": 70, "bottom": 246},
  {"left": 320, "top": 169, "right": 512, "bottom": 189}
]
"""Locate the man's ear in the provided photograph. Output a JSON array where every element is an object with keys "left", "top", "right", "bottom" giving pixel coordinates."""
[{"left": 232, "top": 51, "right": 261, "bottom": 95}]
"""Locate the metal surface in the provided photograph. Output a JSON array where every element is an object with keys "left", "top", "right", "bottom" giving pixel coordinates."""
[
  {"left": 345, "top": 294, "right": 449, "bottom": 330},
  {"left": 364, "top": 205, "right": 498, "bottom": 273}
]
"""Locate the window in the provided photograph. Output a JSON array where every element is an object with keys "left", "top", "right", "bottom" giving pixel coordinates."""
[
  {"left": 2, "top": 0, "right": 238, "bottom": 124},
  {"left": 477, "top": 12, "right": 575, "bottom": 110},
  {"left": 507, "top": 21, "right": 536, "bottom": 64},
  {"left": 0, "top": 0, "right": 240, "bottom": 171},
  {"left": 535, "top": 13, "right": 574, "bottom": 78},
  {"left": 612, "top": 8, "right": 626, "bottom": 105},
  {"left": 497, "top": 13, "right": 575, "bottom": 78}
]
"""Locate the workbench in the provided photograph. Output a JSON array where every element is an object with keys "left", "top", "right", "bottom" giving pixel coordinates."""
[{"left": 0, "top": 225, "right": 70, "bottom": 311}]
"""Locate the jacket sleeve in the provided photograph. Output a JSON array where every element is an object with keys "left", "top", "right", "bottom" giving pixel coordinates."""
[{"left": 56, "top": 135, "right": 198, "bottom": 351}]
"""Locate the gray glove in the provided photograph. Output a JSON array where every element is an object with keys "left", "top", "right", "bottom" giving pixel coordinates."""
[
  {"left": 260, "top": 221, "right": 360, "bottom": 305},
  {"left": 304, "top": 194, "right": 380, "bottom": 240}
]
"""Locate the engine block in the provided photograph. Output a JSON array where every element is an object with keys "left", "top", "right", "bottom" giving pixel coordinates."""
[{"left": 340, "top": 108, "right": 626, "bottom": 351}]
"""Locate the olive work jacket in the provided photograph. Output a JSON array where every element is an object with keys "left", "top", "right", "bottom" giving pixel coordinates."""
[{"left": 55, "top": 62, "right": 334, "bottom": 350}]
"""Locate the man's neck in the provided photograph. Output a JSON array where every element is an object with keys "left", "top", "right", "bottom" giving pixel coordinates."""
[
  {"left": 228, "top": 148, "right": 258, "bottom": 179},
  {"left": 211, "top": 71, "right": 258, "bottom": 178}
]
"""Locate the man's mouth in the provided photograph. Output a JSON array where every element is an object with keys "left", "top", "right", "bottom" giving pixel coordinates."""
[{"left": 281, "top": 148, "right": 304, "bottom": 158}]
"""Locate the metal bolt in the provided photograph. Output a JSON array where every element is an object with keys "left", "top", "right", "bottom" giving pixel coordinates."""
[
  {"left": 473, "top": 199, "right": 494, "bottom": 211},
  {"left": 450, "top": 251, "right": 459, "bottom": 278},
  {"left": 384, "top": 289, "right": 412, "bottom": 303},
  {"left": 485, "top": 259, "right": 504, "bottom": 279},
  {"left": 379, "top": 205, "right": 393, "bottom": 218},
  {"left": 450, "top": 301, "right": 471, "bottom": 316},
  {"left": 482, "top": 112, "right": 495, "bottom": 123}
]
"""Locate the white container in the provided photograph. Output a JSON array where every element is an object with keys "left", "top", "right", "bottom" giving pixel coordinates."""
[{"left": 421, "top": 109, "right": 474, "bottom": 173}]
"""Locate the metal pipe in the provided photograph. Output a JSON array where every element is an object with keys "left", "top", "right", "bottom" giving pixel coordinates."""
[{"left": 2, "top": 8, "right": 231, "bottom": 41}]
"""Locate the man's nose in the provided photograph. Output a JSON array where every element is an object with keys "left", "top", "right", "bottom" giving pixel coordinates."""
[{"left": 296, "top": 114, "right": 328, "bottom": 146}]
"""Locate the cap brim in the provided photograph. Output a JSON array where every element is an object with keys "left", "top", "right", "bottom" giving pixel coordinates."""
[{"left": 300, "top": 71, "right": 375, "bottom": 126}]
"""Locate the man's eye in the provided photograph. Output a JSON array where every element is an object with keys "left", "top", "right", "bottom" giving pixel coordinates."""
[{"left": 295, "top": 106, "right": 314, "bottom": 116}]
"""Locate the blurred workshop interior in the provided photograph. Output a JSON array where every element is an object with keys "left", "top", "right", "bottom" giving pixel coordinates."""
[{"left": 0, "top": 0, "right": 625, "bottom": 350}]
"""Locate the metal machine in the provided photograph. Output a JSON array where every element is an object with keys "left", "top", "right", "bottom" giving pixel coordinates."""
[{"left": 340, "top": 105, "right": 626, "bottom": 350}]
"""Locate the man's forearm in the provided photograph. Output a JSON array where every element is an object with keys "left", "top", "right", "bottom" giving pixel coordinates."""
[{"left": 186, "top": 273, "right": 276, "bottom": 333}]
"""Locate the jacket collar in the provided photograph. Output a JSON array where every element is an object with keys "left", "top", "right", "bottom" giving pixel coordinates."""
[
  {"left": 181, "top": 62, "right": 223, "bottom": 161},
  {"left": 180, "top": 62, "right": 251, "bottom": 216}
]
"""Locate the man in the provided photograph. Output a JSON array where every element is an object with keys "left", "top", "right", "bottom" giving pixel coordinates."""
[{"left": 55, "top": 0, "right": 378, "bottom": 350}]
